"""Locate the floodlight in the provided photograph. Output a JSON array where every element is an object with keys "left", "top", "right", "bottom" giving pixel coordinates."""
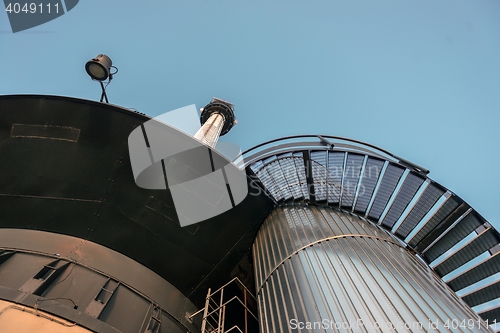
[
  {"left": 85, "top": 54, "right": 112, "bottom": 81},
  {"left": 84, "top": 54, "right": 117, "bottom": 103}
]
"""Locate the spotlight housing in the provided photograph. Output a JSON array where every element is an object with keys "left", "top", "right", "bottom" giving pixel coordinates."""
[
  {"left": 85, "top": 54, "right": 112, "bottom": 81},
  {"left": 84, "top": 54, "right": 117, "bottom": 103}
]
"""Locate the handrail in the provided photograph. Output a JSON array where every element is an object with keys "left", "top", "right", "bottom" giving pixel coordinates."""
[
  {"left": 238, "top": 134, "right": 429, "bottom": 174},
  {"left": 242, "top": 134, "right": 395, "bottom": 157}
]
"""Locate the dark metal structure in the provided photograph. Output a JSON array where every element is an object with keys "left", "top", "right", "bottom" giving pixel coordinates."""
[
  {"left": 0, "top": 95, "right": 499, "bottom": 332},
  {"left": 0, "top": 95, "right": 272, "bottom": 333}
]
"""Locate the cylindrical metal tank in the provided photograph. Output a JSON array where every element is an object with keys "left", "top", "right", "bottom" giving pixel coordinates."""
[{"left": 253, "top": 204, "right": 491, "bottom": 332}]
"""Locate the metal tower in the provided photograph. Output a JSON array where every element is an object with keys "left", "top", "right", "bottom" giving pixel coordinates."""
[{"left": 194, "top": 98, "right": 236, "bottom": 148}]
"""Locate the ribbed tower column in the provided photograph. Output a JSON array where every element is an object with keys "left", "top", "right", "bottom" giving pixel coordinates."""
[
  {"left": 194, "top": 112, "right": 225, "bottom": 148},
  {"left": 193, "top": 98, "right": 236, "bottom": 148},
  {"left": 253, "top": 204, "right": 491, "bottom": 333}
]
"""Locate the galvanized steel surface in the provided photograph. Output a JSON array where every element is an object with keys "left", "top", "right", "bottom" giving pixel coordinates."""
[
  {"left": 244, "top": 139, "right": 500, "bottom": 324},
  {"left": 253, "top": 205, "right": 492, "bottom": 332}
]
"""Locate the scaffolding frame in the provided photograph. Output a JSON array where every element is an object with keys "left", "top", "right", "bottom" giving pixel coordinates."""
[{"left": 188, "top": 277, "right": 258, "bottom": 333}]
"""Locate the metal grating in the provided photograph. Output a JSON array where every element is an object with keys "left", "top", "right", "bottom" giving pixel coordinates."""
[
  {"left": 354, "top": 157, "right": 385, "bottom": 214},
  {"left": 256, "top": 166, "right": 281, "bottom": 200},
  {"left": 408, "top": 196, "right": 463, "bottom": 249},
  {"left": 249, "top": 160, "right": 264, "bottom": 173},
  {"left": 310, "top": 151, "right": 328, "bottom": 202},
  {"left": 268, "top": 159, "right": 292, "bottom": 200},
  {"left": 340, "top": 153, "right": 364, "bottom": 208},
  {"left": 293, "top": 152, "right": 309, "bottom": 199},
  {"left": 380, "top": 172, "right": 425, "bottom": 229},
  {"left": 416, "top": 203, "right": 472, "bottom": 255},
  {"left": 395, "top": 183, "right": 445, "bottom": 239},
  {"left": 255, "top": 154, "right": 313, "bottom": 202},
  {"left": 434, "top": 228, "right": 500, "bottom": 277},
  {"left": 326, "top": 151, "right": 344, "bottom": 204},
  {"left": 367, "top": 163, "right": 405, "bottom": 221},
  {"left": 423, "top": 212, "right": 484, "bottom": 263},
  {"left": 477, "top": 306, "right": 500, "bottom": 324},
  {"left": 250, "top": 161, "right": 264, "bottom": 174},
  {"left": 447, "top": 252, "right": 500, "bottom": 292},
  {"left": 279, "top": 155, "right": 303, "bottom": 200},
  {"left": 461, "top": 281, "right": 500, "bottom": 308}
]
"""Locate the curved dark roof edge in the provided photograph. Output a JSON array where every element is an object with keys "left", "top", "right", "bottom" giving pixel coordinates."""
[{"left": 0, "top": 94, "right": 151, "bottom": 120}]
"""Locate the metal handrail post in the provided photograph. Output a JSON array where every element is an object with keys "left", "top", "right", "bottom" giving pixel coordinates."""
[{"left": 200, "top": 288, "right": 211, "bottom": 333}]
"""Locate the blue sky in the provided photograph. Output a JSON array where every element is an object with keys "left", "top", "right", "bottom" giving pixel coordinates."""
[{"left": 1, "top": 0, "right": 499, "bottom": 231}]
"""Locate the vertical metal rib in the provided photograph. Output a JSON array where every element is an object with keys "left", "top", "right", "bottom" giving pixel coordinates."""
[
  {"left": 340, "top": 153, "right": 364, "bottom": 208},
  {"left": 310, "top": 151, "right": 328, "bottom": 202},
  {"left": 408, "top": 196, "right": 464, "bottom": 249},
  {"left": 353, "top": 157, "right": 385, "bottom": 214},
  {"left": 380, "top": 172, "right": 425, "bottom": 229},
  {"left": 461, "top": 280, "right": 500, "bottom": 308},
  {"left": 327, "top": 152, "right": 344, "bottom": 204},
  {"left": 434, "top": 227, "right": 500, "bottom": 277},
  {"left": 422, "top": 211, "right": 483, "bottom": 263},
  {"left": 447, "top": 252, "right": 500, "bottom": 292},
  {"left": 395, "top": 183, "right": 445, "bottom": 239},
  {"left": 367, "top": 163, "right": 405, "bottom": 221}
]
